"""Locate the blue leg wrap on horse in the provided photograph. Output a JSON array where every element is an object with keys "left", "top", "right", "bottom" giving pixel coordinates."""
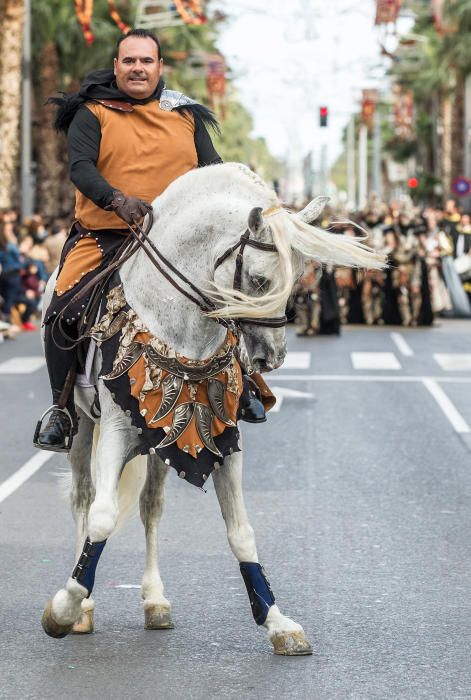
[
  {"left": 71, "top": 537, "right": 106, "bottom": 597},
  {"left": 239, "top": 562, "right": 275, "bottom": 625}
]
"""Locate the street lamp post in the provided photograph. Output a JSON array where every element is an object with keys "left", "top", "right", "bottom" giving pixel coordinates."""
[
  {"left": 373, "top": 107, "right": 382, "bottom": 200},
  {"left": 358, "top": 124, "right": 368, "bottom": 210},
  {"left": 347, "top": 114, "right": 356, "bottom": 209},
  {"left": 21, "top": 0, "right": 33, "bottom": 219}
]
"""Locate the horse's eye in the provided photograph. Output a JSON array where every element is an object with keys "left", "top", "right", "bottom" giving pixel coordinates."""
[{"left": 250, "top": 275, "right": 270, "bottom": 293}]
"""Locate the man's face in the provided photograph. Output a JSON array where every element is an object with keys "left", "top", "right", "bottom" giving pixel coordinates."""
[
  {"left": 114, "top": 36, "right": 163, "bottom": 99},
  {"left": 446, "top": 199, "right": 456, "bottom": 214}
]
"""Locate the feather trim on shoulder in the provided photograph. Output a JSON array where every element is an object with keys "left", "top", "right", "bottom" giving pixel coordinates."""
[
  {"left": 47, "top": 93, "right": 86, "bottom": 134},
  {"left": 174, "top": 103, "right": 220, "bottom": 135}
]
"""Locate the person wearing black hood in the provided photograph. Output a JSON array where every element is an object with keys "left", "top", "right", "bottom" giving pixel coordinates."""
[{"left": 34, "top": 28, "right": 225, "bottom": 452}]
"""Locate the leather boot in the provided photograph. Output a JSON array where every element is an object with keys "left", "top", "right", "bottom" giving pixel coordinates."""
[
  {"left": 33, "top": 323, "right": 78, "bottom": 452},
  {"left": 237, "top": 374, "right": 267, "bottom": 423},
  {"left": 34, "top": 403, "right": 77, "bottom": 452}
]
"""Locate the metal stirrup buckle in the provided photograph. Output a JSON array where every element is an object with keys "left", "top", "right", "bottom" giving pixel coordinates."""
[{"left": 33, "top": 404, "right": 74, "bottom": 451}]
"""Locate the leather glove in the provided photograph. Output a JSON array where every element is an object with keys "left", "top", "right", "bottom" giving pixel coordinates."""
[{"left": 105, "top": 191, "right": 153, "bottom": 226}]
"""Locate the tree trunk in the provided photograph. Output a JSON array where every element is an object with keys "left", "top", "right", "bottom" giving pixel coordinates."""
[
  {"left": 35, "top": 40, "right": 62, "bottom": 218},
  {"left": 57, "top": 79, "right": 81, "bottom": 217},
  {"left": 452, "top": 71, "right": 465, "bottom": 181},
  {"left": 0, "top": 0, "right": 25, "bottom": 209},
  {"left": 441, "top": 94, "right": 453, "bottom": 199}
]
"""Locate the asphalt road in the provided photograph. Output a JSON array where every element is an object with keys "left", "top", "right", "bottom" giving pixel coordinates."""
[{"left": 1, "top": 322, "right": 471, "bottom": 700}]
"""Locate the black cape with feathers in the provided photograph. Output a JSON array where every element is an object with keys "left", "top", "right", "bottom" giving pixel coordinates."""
[{"left": 49, "top": 69, "right": 219, "bottom": 135}]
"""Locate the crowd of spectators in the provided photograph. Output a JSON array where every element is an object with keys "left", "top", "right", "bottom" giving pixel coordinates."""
[
  {"left": 291, "top": 198, "right": 471, "bottom": 336},
  {"left": 0, "top": 208, "right": 67, "bottom": 339},
  {"left": 2, "top": 196, "right": 471, "bottom": 342}
]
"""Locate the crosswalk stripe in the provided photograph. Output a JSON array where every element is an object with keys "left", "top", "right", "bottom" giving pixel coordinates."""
[
  {"left": 351, "top": 352, "right": 401, "bottom": 370},
  {"left": 0, "top": 356, "right": 46, "bottom": 374},
  {"left": 434, "top": 353, "right": 471, "bottom": 371},
  {"left": 390, "top": 332, "right": 414, "bottom": 357},
  {"left": 282, "top": 352, "right": 311, "bottom": 369}
]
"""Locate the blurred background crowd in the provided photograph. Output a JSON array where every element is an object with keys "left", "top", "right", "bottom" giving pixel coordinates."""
[
  {"left": 0, "top": 209, "right": 67, "bottom": 337},
  {"left": 2, "top": 194, "right": 471, "bottom": 341},
  {"left": 290, "top": 197, "right": 471, "bottom": 336}
]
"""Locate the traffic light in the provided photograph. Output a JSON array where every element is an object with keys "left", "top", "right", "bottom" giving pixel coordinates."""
[
  {"left": 319, "top": 106, "right": 328, "bottom": 127},
  {"left": 408, "top": 177, "right": 418, "bottom": 189}
]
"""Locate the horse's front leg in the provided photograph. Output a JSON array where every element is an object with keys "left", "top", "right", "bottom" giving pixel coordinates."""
[
  {"left": 42, "top": 389, "right": 138, "bottom": 638},
  {"left": 69, "top": 406, "right": 96, "bottom": 634},
  {"left": 212, "top": 449, "right": 313, "bottom": 656},
  {"left": 140, "top": 455, "right": 174, "bottom": 630}
]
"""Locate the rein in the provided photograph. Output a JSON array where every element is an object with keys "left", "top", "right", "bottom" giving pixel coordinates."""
[{"left": 51, "top": 206, "right": 288, "bottom": 351}]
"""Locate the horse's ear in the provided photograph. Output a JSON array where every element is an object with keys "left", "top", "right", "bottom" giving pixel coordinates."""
[
  {"left": 247, "top": 207, "right": 264, "bottom": 236},
  {"left": 298, "top": 196, "right": 330, "bottom": 224}
]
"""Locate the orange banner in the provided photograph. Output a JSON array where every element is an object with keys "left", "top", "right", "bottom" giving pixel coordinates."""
[
  {"left": 392, "top": 84, "right": 414, "bottom": 140},
  {"left": 361, "top": 89, "right": 378, "bottom": 130},
  {"left": 375, "top": 0, "right": 401, "bottom": 25}
]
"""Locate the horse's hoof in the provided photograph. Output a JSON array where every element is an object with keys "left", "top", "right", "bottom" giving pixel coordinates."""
[
  {"left": 271, "top": 630, "right": 313, "bottom": 656},
  {"left": 144, "top": 603, "right": 175, "bottom": 630},
  {"left": 72, "top": 608, "right": 94, "bottom": 634},
  {"left": 41, "top": 600, "right": 75, "bottom": 639}
]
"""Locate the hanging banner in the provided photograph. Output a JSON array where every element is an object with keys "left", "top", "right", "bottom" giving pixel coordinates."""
[
  {"left": 392, "top": 84, "right": 415, "bottom": 140},
  {"left": 206, "top": 53, "right": 227, "bottom": 120},
  {"left": 108, "top": 0, "right": 131, "bottom": 34},
  {"left": 174, "top": 0, "right": 207, "bottom": 25},
  {"left": 75, "top": 0, "right": 95, "bottom": 45},
  {"left": 431, "top": 0, "right": 457, "bottom": 36},
  {"left": 431, "top": 0, "right": 445, "bottom": 35},
  {"left": 360, "top": 89, "right": 378, "bottom": 131},
  {"left": 375, "top": 0, "right": 401, "bottom": 25},
  {"left": 75, "top": 0, "right": 131, "bottom": 44}
]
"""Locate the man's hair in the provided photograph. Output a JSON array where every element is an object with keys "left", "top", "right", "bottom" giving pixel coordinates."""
[{"left": 116, "top": 28, "right": 162, "bottom": 60}]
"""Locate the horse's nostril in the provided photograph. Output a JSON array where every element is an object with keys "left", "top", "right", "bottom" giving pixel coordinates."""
[{"left": 254, "top": 358, "right": 272, "bottom": 373}]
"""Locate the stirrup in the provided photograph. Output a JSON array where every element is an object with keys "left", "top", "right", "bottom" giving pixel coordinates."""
[{"left": 33, "top": 404, "right": 75, "bottom": 453}]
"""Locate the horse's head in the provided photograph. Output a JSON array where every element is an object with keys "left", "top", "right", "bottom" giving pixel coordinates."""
[{"left": 209, "top": 189, "right": 384, "bottom": 374}]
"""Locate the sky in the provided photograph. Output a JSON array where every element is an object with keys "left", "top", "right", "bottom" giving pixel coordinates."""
[{"left": 213, "top": 0, "right": 411, "bottom": 168}]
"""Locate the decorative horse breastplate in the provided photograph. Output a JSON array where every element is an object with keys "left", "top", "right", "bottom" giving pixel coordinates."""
[{"left": 90, "top": 282, "right": 243, "bottom": 488}]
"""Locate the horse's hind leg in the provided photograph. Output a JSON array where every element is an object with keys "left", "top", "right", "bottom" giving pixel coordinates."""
[
  {"left": 69, "top": 407, "right": 96, "bottom": 634},
  {"left": 140, "top": 456, "right": 174, "bottom": 630},
  {"left": 212, "top": 449, "right": 313, "bottom": 656}
]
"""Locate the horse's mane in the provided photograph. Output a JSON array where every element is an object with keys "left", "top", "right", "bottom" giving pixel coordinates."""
[{"left": 153, "top": 163, "right": 385, "bottom": 322}]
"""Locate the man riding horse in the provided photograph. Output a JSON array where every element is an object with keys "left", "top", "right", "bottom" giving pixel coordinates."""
[{"left": 35, "top": 28, "right": 265, "bottom": 452}]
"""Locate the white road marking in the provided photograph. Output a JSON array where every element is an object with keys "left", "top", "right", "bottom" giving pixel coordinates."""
[
  {"left": 434, "top": 353, "right": 471, "bottom": 371},
  {"left": 113, "top": 584, "right": 141, "bottom": 589},
  {"left": 271, "top": 374, "right": 471, "bottom": 383},
  {"left": 351, "top": 352, "right": 401, "bottom": 370},
  {"left": 0, "top": 356, "right": 45, "bottom": 374},
  {"left": 422, "top": 379, "right": 470, "bottom": 434},
  {"left": 269, "top": 386, "right": 315, "bottom": 413},
  {"left": 0, "top": 452, "right": 54, "bottom": 504},
  {"left": 390, "top": 332, "right": 414, "bottom": 357},
  {"left": 282, "top": 352, "right": 311, "bottom": 369}
]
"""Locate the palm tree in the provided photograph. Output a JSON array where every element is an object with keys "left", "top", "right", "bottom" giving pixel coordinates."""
[
  {"left": 32, "top": 0, "right": 133, "bottom": 216},
  {"left": 0, "top": 0, "right": 25, "bottom": 209}
]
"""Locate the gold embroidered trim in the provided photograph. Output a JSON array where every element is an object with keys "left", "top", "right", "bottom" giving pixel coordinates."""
[{"left": 90, "top": 284, "right": 243, "bottom": 459}]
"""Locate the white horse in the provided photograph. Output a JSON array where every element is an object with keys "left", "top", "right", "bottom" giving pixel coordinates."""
[{"left": 41, "top": 163, "right": 383, "bottom": 655}]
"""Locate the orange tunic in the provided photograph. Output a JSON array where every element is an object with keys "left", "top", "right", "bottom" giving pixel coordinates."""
[{"left": 74, "top": 100, "right": 198, "bottom": 230}]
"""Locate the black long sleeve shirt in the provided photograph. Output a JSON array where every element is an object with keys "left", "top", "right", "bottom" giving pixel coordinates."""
[{"left": 67, "top": 105, "right": 222, "bottom": 209}]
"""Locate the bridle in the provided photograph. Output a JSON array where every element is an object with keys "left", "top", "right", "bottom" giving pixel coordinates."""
[
  {"left": 126, "top": 204, "right": 288, "bottom": 330},
  {"left": 213, "top": 213, "right": 288, "bottom": 329},
  {"left": 52, "top": 204, "right": 288, "bottom": 352}
]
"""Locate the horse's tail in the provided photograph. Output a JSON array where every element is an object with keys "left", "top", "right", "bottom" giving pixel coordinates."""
[{"left": 58, "top": 425, "right": 147, "bottom": 536}]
